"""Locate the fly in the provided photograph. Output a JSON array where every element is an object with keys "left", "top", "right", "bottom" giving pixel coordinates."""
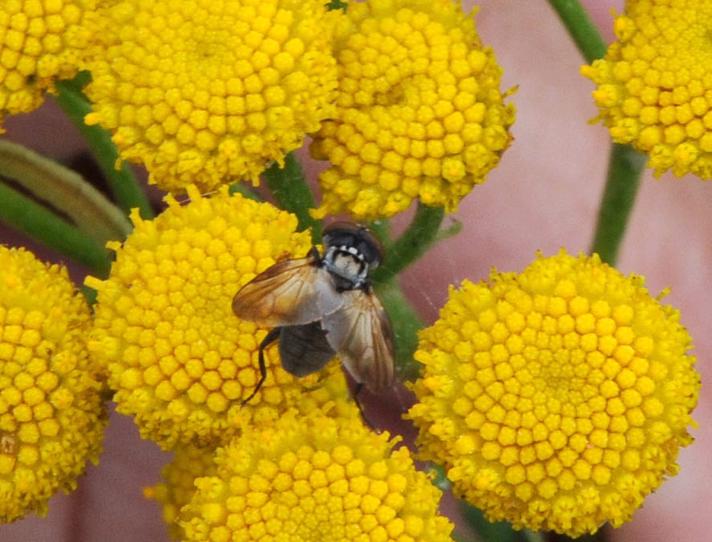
[{"left": 232, "top": 222, "right": 395, "bottom": 409}]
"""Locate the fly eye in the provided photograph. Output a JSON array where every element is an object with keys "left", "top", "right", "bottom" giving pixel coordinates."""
[{"left": 358, "top": 240, "right": 382, "bottom": 268}]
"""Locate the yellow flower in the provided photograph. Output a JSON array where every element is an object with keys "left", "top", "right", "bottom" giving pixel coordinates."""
[
  {"left": 0, "top": 246, "right": 106, "bottom": 523},
  {"left": 83, "top": 0, "right": 339, "bottom": 194},
  {"left": 86, "top": 186, "right": 355, "bottom": 450},
  {"left": 180, "top": 412, "right": 454, "bottom": 542},
  {"left": 407, "top": 250, "right": 699, "bottom": 536},
  {"left": 145, "top": 445, "right": 216, "bottom": 540},
  {"left": 0, "top": 0, "right": 97, "bottom": 131},
  {"left": 310, "top": 0, "right": 515, "bottom": 219},
  {"left": 582, "top": 0, "right": 712, "bottom": 178}
]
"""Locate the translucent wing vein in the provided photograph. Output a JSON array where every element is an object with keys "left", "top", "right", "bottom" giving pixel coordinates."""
[{"left": 322, "top": 289, "right": 395, "bottom": 391}]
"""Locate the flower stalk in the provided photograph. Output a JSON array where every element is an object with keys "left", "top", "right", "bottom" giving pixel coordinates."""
[
  {"left": 590, "top": 143, "right": 647, "bottom": 265},
  {"left": 263, "top": 153, "right": 322, "bottom": 242},
  {"left": 372, "top": 203, "right": 445, "bottom": 284},
  {"left": 54, "top": 77, "right": 154, "bottom": 219},
  {"left": 546, "top": 0, "right": 606, "bottom": 63},
  {"left": 458, "top": 502, "right": 520, "bottom": 542},
  {"left": 548, "top": 0, "right": 646, "bottom": 266}
]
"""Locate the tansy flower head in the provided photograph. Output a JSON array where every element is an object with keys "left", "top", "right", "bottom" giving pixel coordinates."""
[
  {"left": 84, "top": 0, "right": 340, "bottom": 194},
  {"left": 582, "top": 0, "right": 712, "bottom": 178},
  {"left": 407, "top": 250, "right": 699, "bottom": 536},
  {"left": 179, "top": 412, "right": 454, "bottom": 541},
  {"left": 310, "top": 0, "right": 515, "bottom": 219},
  {"left": 0, "top": 246, "right": 106, "bottom": 523},
  {"left": 0, "top": 0, "right": 97, "bottom": 131},
  {"left": 86, "top": 186, "right": 355, "bottom": 450},
  {"left": 145, "top": 445, "right": 216, "bottom": 540}
]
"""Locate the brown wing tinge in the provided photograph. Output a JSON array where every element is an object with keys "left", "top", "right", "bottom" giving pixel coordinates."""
[
  {"left": 368, "top": 305, "right": 396, "bottom": 389},
  {"left": 324, "top": 291, "right": 395, "bottom": 391},
  {"left": 232, "top": 257, "right": 322, "bottom": 326}
]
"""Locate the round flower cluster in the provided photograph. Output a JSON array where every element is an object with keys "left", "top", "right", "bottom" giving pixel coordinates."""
[
  {"left": 407, "top": 251, "right": 699, "bottom": 536},
  {"left": 86, "top": 186, "right": 354, "bottom": 450},
  {"left": 180, "top": 413, "right": 454, "bottom": 541},
  {"left": 0, "top": 0, "right": 97, "bottom": 131},
  {"left": 0, "top": 246, "right": 106, "bottom": 523},
  {"left": 582, "top": 0, "right": 712, "bottom": 178},
  {"left": 83, "top": 0, "right": 340, "bottom": 194},
  {"left": 145, "top": 445, "right": 216, "bottom": 540},
  {"left": 310, "top": 0, "right": 515, "bottom": 220}
]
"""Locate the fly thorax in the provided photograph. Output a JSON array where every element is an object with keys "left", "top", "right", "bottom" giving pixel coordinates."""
[{"left": 323, "top": 245, "right": 368, "bottom": 290}]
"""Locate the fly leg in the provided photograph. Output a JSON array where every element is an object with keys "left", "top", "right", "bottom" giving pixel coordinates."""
[{"left": 241, "top": 327, "right": 281, "bottom": 405}]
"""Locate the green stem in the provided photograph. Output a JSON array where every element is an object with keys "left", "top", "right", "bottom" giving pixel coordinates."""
[
  {"left": 373, "top": 279, "right": 423, "bottom": 380},
  {"left": 54, "top": 78, "right": 154, "bottom": 219},
  {"left": 0, "top": 181, "right": 111, "bottom": 275},
  {"left": 548, "top": 2, "right": 647, "bottom": 267},
  {"left": 547, "top": 0, "right": 607, "bottom": 63},
  {"left": 590, "top": 144, "right": 646, "bottom": 265},
  {"left": 263, "top": 153, "right": 322, "bottom": 242},
  {"left": 372, "top": 203, "right": 444, "bottom": 284},
  {"left": 458, "top": 501, "right": 521, "bottom": 542},
  {"left": 367, "top": 219, "right": 392, "bottom": 251}
]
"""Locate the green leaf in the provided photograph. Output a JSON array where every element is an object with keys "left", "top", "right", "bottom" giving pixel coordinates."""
[
  {"left": 228, "top": 182, "right": 262, "bottom": 201},
  {"left": 0, "top": 139, "right": 131, "bottom": 245},
  {"left": 0, "top": 181, "right": 111, "bottom": 275},
  {"left": 435, "top": 216, "right": 463, "bottom": 243}
]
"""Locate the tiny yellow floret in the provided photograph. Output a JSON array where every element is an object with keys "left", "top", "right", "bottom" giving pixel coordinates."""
[
  {"left": 310, "top": 0, "right": 515, "bottom": 219},
  {"left": 407, "top": 250, "right": 699, "bottom": 536},
  {"left": 0, "top": 247, "right": 106, "bottom": 523},
  {"left": 180, "top": 413, "right": 453, "bottom": 541},
  {"left": 87, "top": 187, "right": 354, "bottom": 450},
  {"left": 582, "top": 0, "right": 712, "bottom": 178}
]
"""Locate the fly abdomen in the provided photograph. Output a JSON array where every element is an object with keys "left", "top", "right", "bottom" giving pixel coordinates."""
[{"left": 278, "top": 321, "right": 335, "bottom": 377}]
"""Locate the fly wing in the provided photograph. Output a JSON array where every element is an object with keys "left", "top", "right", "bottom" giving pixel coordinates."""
[
  {"left": 232, "top": 256, "right": 343, "bottom": 327},
  {"left": 322, "top": 289, "right": 395, "bottom": 391}
]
